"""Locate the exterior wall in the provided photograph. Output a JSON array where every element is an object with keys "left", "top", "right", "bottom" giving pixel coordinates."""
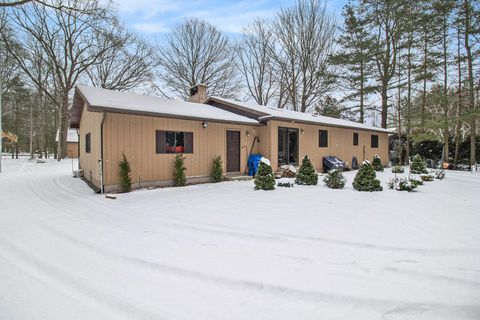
[
  {"left": 78, "top": 104, "right": 103, "bottom": 189},
  {"left": 264, "top": 120, "right": 389, "bottom": 171},
  {"left": 67, "top": 142, "right": 79, "bottom": 158},
  {"left": 102, "top": 112, "right": 259, "bottom": 191}
]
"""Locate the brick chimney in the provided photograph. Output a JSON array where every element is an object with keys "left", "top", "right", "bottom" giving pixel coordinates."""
[{"left": 188, "top": 84, "right": 207, "bottom": 103}]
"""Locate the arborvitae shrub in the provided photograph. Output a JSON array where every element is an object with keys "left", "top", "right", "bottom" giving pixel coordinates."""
[
  {"left": 410, "top": 154, "right": 428, "bottom": 174},
  {"left": 119, "top": 153, "right": 132, "bottom": 192},
  {"left": 323, "top": 169, "right": 346, "bottom": 189},
  {"left": 372, "top": 155, "right": 384, "bottom": 172},
  {"left": 392, "top": 165, "right": 404, "bottom": 173},
  {"left": 295, "top": 155, "right": 318, "bottom": 185},
  {"left": 254, "top": 160, "right": 275, "bottom": 190},
  {"left": 388, "top": 177, "right": 417, "bottom": 192},
  {"left": 173, "top": 154, "right": 187, "bottom": 186},
  {"left": 211, "top": 155, "right": 223, "bottom": 183},
  {"left": 352, "top": 161, "right": 383, "bottom": 192}
]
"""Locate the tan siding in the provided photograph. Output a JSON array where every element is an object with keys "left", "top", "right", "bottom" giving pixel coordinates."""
[
  {"left": 66, "top": 142, "right": 78, "bottom": 158},
  {"left": 78, "top": 104, "right": 103, "bottom": 188},
  {"left": 265, "top": 120, "right": 389, "bottom": 171},
  {"left": 102, "top": 113, "right": 259, "bottom": 189}
]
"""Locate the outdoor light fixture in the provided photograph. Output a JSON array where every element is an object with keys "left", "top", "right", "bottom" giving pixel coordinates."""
[
  {"left": 300, "top": 129, "right": 305, "bottom": 134},
  {"left": 246, "top": 131, "right": 250, "bottom": 137},
  {"left": 202, "top": 122, "right": 208, "bottom": 129}
]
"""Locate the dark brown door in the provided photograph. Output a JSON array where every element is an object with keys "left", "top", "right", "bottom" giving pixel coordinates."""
[{"left": 226, "top": 130, "right": 240, "bottom": 172}]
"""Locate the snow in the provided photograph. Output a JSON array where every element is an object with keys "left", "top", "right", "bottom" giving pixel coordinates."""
[
  {"left": 76, "top": 85, "right": 259, "bottom": 125},
  {"left": 210, "top": 96, "right": 392, "bottom": 133},
  {"left": 260, "top": 157, "right": 271, "bottom": 166},
  {"left": 1, "top": 159, "right": 480, "bottom": 320}
]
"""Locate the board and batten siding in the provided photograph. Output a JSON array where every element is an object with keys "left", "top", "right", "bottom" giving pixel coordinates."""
[
  {"left": 102, "top": 112, "right": 259, "bottom": 190},
  {"left": 264, "top": 120, "right": 389, "bottom": 171},
  {"left": 78, "top": 103, "right": 104, "bottom": 188}
]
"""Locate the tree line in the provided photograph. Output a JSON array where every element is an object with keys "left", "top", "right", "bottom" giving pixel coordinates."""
[{"left": 0, "top": 0, "right": 478, "bottom": 165}]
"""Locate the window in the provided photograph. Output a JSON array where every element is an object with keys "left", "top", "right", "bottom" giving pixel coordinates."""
[
  {"left": 353, "top": 132, "right": 359, "bottom": 146},
  {"left": 319, "top": 130, "right": 328, "bottom": 147},
  {"left": 278, "top": 127, "right": 298, "bottom": 165},
  {"left": 85, "top": 133, "right": 91, "bottom": 153},
  {"left": 156, "top": 131, "right": 193, "bottom": 154},
  {"left": 371, "top": 134, "right": 379, "bottom": 148}
]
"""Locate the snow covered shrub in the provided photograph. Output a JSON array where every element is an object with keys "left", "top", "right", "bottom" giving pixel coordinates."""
[
  {"left": 372, "top": 155, "right": 384, "bottom": 172},
  {"left": 254, "top": 158, "right": 275, "bottom": 190},
  {"left": 409, "top": 178, "right": 423, "bottom": 188},
  {"left": 392, "top": 165, "right": 404, "bottom": 173},
  {"left": 352, "top": 161, "right": 383, "bottom": 192},
  {"left": 420, "top": 174, "right": 434, "bottom": 182},
  {"left": 119, "top": 153, "right": 132, "bottom": 192},
  {"left": 277, "top": 182, "right": 294, "bottom": 188},
  {"left": 295, "top": 155, "right": 318, "bottom": 185},
  {"left": 435, "top": 170, "right": 445, "bottom": 180},
  {"left": 173, "top": 154, "right": 187, "bottom": 186},
  {"left": 323, "top": 169, "right": 346, "bottom": 189},
  {"left": 388, "top": 177, "right": 417, "bottom": 192},
  {"left": 410, "top": 154, "right": 428, "bottom": 174},
  {"left": 211, "top": 155, "right": 223, "bottom": 183}
]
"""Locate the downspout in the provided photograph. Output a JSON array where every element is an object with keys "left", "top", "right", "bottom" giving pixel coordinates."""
[{"left": 99, "top": 112, "right": 106, "bottom": 194}]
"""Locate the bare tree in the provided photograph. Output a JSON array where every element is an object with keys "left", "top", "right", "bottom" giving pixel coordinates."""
[
  {"left": 157, "top": 18, "right": 240, "bottom": 100},
  {"left": 235, "top": 19, "right": 277, "bottom": 106},
  {"left": 87, "top": 25, "right": 158, "bottom": 91},
  {"left": 270, "top": 0, "right": 337, "bottom": 113},
  {"left": 0, "top": 0, "right": 116, "bottom": 159}
]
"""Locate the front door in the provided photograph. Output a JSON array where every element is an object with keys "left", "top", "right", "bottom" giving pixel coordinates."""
[
  {"left": 278, "top": 127, "right": 299, "bottom": 166},
  {"left": 226, "top": 130, "right": 240, "bottom": 172}
]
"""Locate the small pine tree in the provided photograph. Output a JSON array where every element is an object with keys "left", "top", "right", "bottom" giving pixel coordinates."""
[
  {"left": 410, "top": 154, "right": 428, "bottom": 174},
  {"left": 295, "top": 155, "right": 318, "bottom": 185},
  {"left": 352, "top": 161, "right": 383, "bottom": 191},
  {"left": 323, "top": 169, "right": 346, "bottom": 189},
  {"left": 372, "top": 155, "right": 384, "bottom": 172},
  {"left": 254, "top": 160, "right": 275, "bottom": 190},
  {"left": 211, "top": 155, "right": 223, "bottom": 183},
  {"left": 173, "top": 154, "right": 187, "bottom": 186},
  {"left": 119, "top": 153, "right": 132, "bottom": 192}
]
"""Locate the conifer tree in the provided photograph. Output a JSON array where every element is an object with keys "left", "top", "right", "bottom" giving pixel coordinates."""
[
  {"left": 372, "top": 155, "right": 384, "bottom": 172},
  {"left": 119, "top": 153, "right": 132, "bottom": 192},
  {"left": 295, "top": 155, "right": 318, "bottom": 185},
  {"left": 410, "top": 154, "right": 428, "bottom": 174},
  {"left": 173, "top": 154, "right": 187, "bottom": 186},
  {"left": 254, "top": 160, "right": 275, "bottom": 190},
  {"left": 352, "top": 161, "right": 383, "bottom": 191},
  {"left": 211, "top": 155, "right": 223, "bottom": 183},
  {"left": 323, "top": 169, "right": 346, "bottom": 189}
]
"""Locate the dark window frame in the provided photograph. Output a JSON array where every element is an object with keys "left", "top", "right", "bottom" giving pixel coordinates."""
[
  {"left": 155, "top": 130, "right": 193, "bottom": 154},
  {"left": 278, "top": 127, "right": 299, "bottom": 166},
  {"left": 85, "top": 133, "right": 91, "bottom": 153},
  {"left": 319, "top": 129, "right": 328, "bottom": 148},
  {"left": 353, "top": 132, "right": 359, "bottom": 146},
  {"left": 371, "top": 134, "right": 379, "bottom": 148}
]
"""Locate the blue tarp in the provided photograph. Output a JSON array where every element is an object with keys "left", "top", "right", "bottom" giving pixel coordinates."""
[{"left": 248, "top": 154, "right": 263, "bottom": 176}]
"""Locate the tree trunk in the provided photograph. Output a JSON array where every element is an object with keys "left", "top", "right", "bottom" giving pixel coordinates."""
[
  {"left": 454, "top": 26, "right": 463, "bottom": 165},
  {"left": 464, "top": 0, "right": 476, "bottom": 166},
  {"left": 442, "top": 18, "right": 449, "bottom": 163},
  {"left": 381, "top": 84, "right": 388, "bottom": 129},
  {"left": 359, "top": 60, "right": 365, "bottom": 123},
  {"left": 57, "top": 92, "right": 69, "bottom": 160}
]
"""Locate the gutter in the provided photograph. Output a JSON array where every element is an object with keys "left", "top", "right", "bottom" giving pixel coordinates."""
[{"left": 99, "top": 112, "right": 106, "bottom": 194}]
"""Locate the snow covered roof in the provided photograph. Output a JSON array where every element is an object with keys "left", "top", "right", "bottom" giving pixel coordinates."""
[
  {"left": 208, "top": 96, "right": 392, "bottom": 133},
  {"left": 71, "top": 85, "right": 259, "bottom": 128},
  {"left": 56, "top": 129, "right": 79, "bottom": 143}
]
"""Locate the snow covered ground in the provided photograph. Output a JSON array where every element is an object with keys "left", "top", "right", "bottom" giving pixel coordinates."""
[{"left": 0, "top": 158, "right": 479, "bottom": 320}]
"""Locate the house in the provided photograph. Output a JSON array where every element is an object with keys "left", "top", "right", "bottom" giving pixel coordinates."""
[
  {"left": 56, "top": 128, "right": 79, "bottom": 158},
  {"left": 70, "top": 84, "right": 390, "bottom": 192}
]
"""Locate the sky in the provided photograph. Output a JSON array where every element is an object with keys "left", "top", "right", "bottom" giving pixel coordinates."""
[{"left": 113, "top": 0, "right": 348, "bottom": 39}]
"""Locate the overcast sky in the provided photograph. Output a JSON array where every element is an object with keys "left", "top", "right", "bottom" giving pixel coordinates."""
[{"left": 112, "top": 0, "right": 347, "bottom": 37}]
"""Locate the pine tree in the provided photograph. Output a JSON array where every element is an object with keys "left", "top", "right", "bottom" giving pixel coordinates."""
[
  {"left": 352, "top": 161, "right": 383, "bottom": 191},
  {"left": 410, "top": 154, "right": 428, "bottom": 174},
  {"left": 323, "top": 169, "right": 346, "bottom": 189},
  {"left": 254, "top": 160, "right": 275, "bottom": 190},
  {"left": 211, "top": 155, "right": 223, "bottom": 183},
  {"left": 295, "top": 155, "right": 318, "bottom": 185},
  {"left": 372, "top": 155, "right": 384, "bottom": 172},
  {"left": 173, "top": 154, "right": 187, "bottom": 186},
  {"left": 119, "top": 153, "right": 132, "bottom": 192}
]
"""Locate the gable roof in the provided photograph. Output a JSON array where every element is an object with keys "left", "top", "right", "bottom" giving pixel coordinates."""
[
  {"left": 70, "top": 85, "right": 260, "bottom": 128},
  {"left": 206, "top": 96, "right": 392, "bottom": 133}
]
